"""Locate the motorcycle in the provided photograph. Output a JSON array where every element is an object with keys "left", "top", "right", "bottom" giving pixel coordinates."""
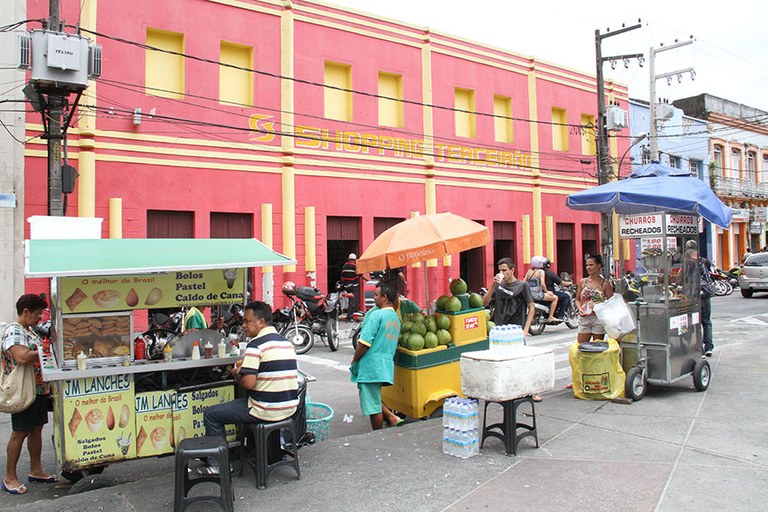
[
  {"left": 528, "top": 273, "right": 578, "bottom": 336},
  {"left": 211, "top": 303, "right": 245, "bottom": 338},
  {"left": 709, "top": 268, "right": 733, "bottom": 296},
  {"left": 350, "top": 310, "right": 366, "bottom": 349},
  {"left": 273, "top": 300, "right": 315, "bottom": 355},
  {"left": 277, "top": 281, "right": 351, "bottom": 354}
]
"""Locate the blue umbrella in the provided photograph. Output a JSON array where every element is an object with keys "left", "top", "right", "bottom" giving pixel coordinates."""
[{"left": 567, "top": 162, "right": 732, "bottom": 228}]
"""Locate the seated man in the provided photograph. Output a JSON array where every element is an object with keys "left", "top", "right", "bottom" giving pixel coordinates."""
[{"left": 202, "top": 301, "right": 299, "bottom": 474}]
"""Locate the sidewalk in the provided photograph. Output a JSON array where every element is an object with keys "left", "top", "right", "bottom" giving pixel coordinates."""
[{"left": 8, "top": 338, "right": 768, "bottom": 512}]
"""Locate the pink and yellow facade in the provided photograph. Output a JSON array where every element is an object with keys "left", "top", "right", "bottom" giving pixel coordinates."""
[{"left": 22, "top": 0, "right": 630, "bottom": 305}]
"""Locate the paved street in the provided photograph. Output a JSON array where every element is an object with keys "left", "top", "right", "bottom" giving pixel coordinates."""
[{"left": 0, "top": 291, "right": 766, "bottom": 510}]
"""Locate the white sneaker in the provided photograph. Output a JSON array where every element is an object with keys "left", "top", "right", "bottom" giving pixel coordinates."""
[{"left": 704, "top": 350, "right": 713, "bottom": 357}]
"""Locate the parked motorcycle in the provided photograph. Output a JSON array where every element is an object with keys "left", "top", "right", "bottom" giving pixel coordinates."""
[
  {"left": 273, "top": 300, "right": 315, "bottom": 355},
  {"left": 277, "top": 281, "right": 351, "bottom": 354},
  {"left": 710, "top": 268, "right": 734, "bottom": 296}
]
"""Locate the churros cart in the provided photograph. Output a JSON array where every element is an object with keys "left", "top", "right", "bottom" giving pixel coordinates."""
[
  {"left": 25, "top": 237, "right": 295, "bottom": 483},
  {"left": 567, "top": 163, "right": 733, "bottom": 401}
]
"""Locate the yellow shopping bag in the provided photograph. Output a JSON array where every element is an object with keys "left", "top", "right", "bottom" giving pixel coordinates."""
[{"left": 568, "top": 338, "right": 625, "bottom": 400}]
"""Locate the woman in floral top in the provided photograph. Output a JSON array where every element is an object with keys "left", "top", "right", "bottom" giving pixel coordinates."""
[
  {"left": 575, "top": 255, "right": 614, "bottom": 343},
  {"left": 1, "top": 294, "right": 58, "bottom": 494}
]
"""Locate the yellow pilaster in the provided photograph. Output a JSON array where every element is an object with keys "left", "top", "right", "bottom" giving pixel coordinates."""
[
  {"left": 78, "top": 0, "right": 98, "bottom": 218},
  {"left": 545, "top": 216, "right": 554, "bottom": 261},
  {"left": 282, "top": 167, "right": 296, "bottom": 272},
  {"left": 425, "top": 180, "right": 438, "bottom": 267},
  {"left": 280, "top": 2, "right": 296, "bottom": 272},
  {"left": 527, "top": 64, "right": 543, "bottom": 257},
  {"left": 421, "top": 33, "right": 435, "bottom": 169},
  {"left": 613, "top": 211, "right": 620, "bottom": 261},
  {"left": 108, "top": 198, "right": 122, "bottom": 238},
  {"left": 261, "top": 203, "right": 273, "bottom": 273},
  {"left": 411, "top": 211, "right": 422, "bottom": 268},
  {"left": 280, "top": 2, "right": 295, "bottom": 154},
  {"left": 522, "top": 214, "right": 531, "bottom": 264},
  {"left": 304, "top": 206, "right": 316, "bottom": 272}
]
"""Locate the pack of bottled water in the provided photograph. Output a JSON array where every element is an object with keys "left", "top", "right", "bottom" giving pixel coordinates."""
[
  {"left": 489, "top": 324, "right": 526, "bottom": 351},
  {"left": 442, "top": 396, "right": 480, "bottom": 458}
]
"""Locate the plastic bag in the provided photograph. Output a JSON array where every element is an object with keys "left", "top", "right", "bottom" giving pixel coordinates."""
[
  {"left": 568, "top": 338, "right": 625, "bottom": 400},
  {"left": 593, "top": 294, "right": 635, "bottom": 339}
]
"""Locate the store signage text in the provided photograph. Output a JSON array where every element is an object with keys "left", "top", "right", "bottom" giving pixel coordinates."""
[{"left": 249, "top": 113, "right": 532, "bottom": 171}]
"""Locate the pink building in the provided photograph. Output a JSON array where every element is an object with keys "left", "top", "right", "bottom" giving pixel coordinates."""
[{"left": 21, "top": 0, "right": 630, "bottom": 307}]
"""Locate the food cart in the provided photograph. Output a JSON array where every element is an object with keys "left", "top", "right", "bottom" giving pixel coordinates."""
[
  {"left": 567, "top": 163, "right": 733, "bottom": 401},
  {"left": 355, "top": 213, "right": 491, "bottom": 418},
  {"left": 25, "top": 237, "right": 295, "bottom": 482}
]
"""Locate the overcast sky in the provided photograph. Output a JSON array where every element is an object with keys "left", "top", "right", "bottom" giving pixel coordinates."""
[{"left": 328, "top": 0, "right": 768, "bottom": 113}]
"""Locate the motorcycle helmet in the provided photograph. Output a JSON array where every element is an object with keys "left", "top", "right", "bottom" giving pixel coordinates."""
[
  {"left": 281, "top": 281, "right": 297, "bottom": 295},
  {"left": 530, "top": 255, "right": 546, "bottom": 269}
]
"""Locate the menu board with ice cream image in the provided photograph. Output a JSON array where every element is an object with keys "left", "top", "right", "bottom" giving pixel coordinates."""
[
  {"left": 58, "top": 375, "right": 136, "bottom": 466},
  {"left": 58, "top": 269, "right": 245, "bottom": 314},
  {"left": 134, "top": 391, "right": 175, "bottom": 457},
  {"left": 173, "top": 384, "right": 237, "bottom": 443}
]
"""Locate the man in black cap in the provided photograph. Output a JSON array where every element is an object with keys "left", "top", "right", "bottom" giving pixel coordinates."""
[{"left": 340, "top": 253, "right": 360, "bottom": 317}]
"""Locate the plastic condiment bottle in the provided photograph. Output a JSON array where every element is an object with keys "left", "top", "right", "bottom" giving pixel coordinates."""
[
  {"left": 191, "top": 340, "right": 201, "bottom": 360},
  {"left": 163, "top": 343, "right": 173, "bottom": 362},
  {"left": 134, "top": 337, "right": 146, "bottom": 360},
  {"left": 76, "top": 351, "right": 88, "bottom": 370},
  {"left": 217, "top": 339, "right": 227, "bottom": 358},
  {"left": 204, "top": 341, "right": 214, "bottom": 359}
]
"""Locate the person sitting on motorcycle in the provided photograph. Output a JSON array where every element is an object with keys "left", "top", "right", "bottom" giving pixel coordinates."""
[
  {"left": 524, "top": 256, "right": 560, "bottom": 324},
  {"left": 542, "top": 258, "right": 573, "bottom": 321}
]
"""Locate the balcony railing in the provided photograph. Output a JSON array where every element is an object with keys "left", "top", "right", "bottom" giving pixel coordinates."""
[{"left": 711, "top": 175, "right": 768, "bottom": 199}]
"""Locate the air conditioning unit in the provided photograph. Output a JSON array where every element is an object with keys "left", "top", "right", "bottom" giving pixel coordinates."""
[
  {"left": 606, "top": 105, "right": 628, "bottom": 131},
  {"left": 21, "top": 30, "right": 102, "bottom": 91}
]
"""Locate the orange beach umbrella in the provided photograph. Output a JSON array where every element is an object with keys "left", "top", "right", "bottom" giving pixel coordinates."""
[{"left": 356, "top": 213, "right": 490, "bottom": 274}]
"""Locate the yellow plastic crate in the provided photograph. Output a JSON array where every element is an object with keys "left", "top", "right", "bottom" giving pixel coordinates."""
[
  {"left": 382, "top": 361, "right": 462, "bottom": 419},
  {"left": 435, "top": 308, "right": 488, "bottom": 346}
]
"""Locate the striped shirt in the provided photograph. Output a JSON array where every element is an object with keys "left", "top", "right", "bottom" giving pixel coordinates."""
[{"left": 240, "top": 326, "right": 299, "bottom": 421}]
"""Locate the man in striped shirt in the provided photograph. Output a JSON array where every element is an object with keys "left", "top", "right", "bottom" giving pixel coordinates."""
[{"left": 201, "top": 301, "right": 298, "bottom": 474}]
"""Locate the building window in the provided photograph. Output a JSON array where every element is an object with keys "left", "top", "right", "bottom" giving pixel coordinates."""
[
  {"left": 642, "top": 147, "right": 651, "bottom": 165},
  {"left": 747, "top": 151, "right": 756, "bottom": 182},
  {"left": 670, "top": 156, "right": 681, "bottom": 169},
  {"left": 551, "top": 107, "right": 568, "bottom": 151},
  {"left": 689, "top": 159, "right": 702, "bottom": 180},
  {"left": 730, "top": 148, "right": 741, "bottom": 180},
  {"left": 219, "top": 42, "right": 253, "bottom": 106},
  {"left": 493, "top": 95, "right": 513, "bottom": 143},
  {"left": 147, "top": 210, "right": 194, "bottom": 238},
  {"left": 762, "top": 154, "right": 768, "bottom": 183},
  {"left": 713, "top": 145, "right": 723, "bottom": 173},
  {"left": 580, "top": 114, "right": 595, "bottom": 155},
  {"left": 324, "top": 61, "right": 352, "bottom": 121},
  {"left": 145, "top": 28, "right": 185, "bottom": 99},
  {"left": 378, "top": 72, "right": 403, "bottom": 128},
  {"left": 454, "top": 88, "right": 476, "bottom": 138}
]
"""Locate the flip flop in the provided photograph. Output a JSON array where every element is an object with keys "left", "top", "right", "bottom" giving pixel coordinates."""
[
  {"left": 532, "top": 395, "right": 543, "bottom": 403},
  {"left": 394, "top": 418, "right": 405, "bottom": 427},
  {"left": 28, "top": 474, "right": 59, "bottom": 483},
  {"left": 2, "top": 480, "right": 27, "bottom": 495}
]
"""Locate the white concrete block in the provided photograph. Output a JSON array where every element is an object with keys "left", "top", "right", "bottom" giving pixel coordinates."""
[{"left": 461, "top": 346, "right": 555, "bottom": 401}]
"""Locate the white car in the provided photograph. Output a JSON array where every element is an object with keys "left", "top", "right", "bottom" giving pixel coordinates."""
[{"left": 739, "top": 252, "right": 768, "bottom": 298}]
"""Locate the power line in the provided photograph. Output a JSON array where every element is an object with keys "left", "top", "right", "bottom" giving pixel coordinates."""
[{"left": 76, "top": 26, "right": 594, "bottom": 131}]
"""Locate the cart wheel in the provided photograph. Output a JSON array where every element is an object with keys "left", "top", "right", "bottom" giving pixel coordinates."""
[
  {"left": 68, "top": 474, "right": 116, "bottom": 495},
  {"left": 693, "top": 359, "right": 711, "bottom": 391},
  {"left": 625, "top": 366, "right": 646, "bottom": 401},
  {"left": 61, "top": 465, "right": 105, "bottom": 484}
]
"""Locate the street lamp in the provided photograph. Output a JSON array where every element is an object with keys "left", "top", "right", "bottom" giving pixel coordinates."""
[{"left": 617, "top": 132, "right": 648, "bottom": 179}]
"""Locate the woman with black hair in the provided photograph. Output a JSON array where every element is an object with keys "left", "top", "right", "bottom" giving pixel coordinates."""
[
  {"left": 575, "top": 255, "right": 614, "bottom": 343},
  {"left": 2, "top": 294, "right": 58, "bottom": 494}
]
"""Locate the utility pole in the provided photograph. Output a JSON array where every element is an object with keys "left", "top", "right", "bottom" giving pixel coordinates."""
[
  {"left": 46, "top": 0, "right": 64, "bottom": 216},
  {"left": 648, "top": 38, "right": 694, "bottom": 161},
  {"left": 595, "top": 22, "right": 643, "bottom": 275}
]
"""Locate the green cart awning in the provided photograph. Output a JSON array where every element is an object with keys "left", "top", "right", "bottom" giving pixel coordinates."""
[{"left": 25, "top": 238, "right": 296, "bottom": 278}]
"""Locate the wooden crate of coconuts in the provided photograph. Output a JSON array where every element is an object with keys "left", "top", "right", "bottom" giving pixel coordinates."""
[{"left": 61, "top": 312, "right": 132, "bottom": 365}]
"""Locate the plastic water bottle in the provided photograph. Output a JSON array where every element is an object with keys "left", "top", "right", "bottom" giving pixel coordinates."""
[
  {"left": 489, "top": 326, "right": 498, "bottom": 350},
  {"left": 443, "top": 398, "right": 452, "bottom": 428}
]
